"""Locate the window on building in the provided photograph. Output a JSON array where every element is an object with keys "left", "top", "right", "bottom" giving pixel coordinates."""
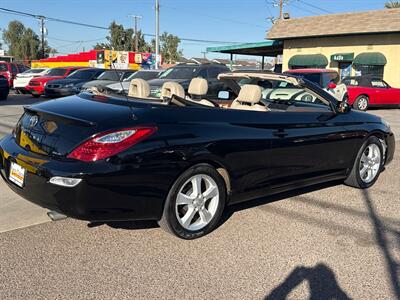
[{"left": 354, "top": 65, "right": 384, "bottom": 79}]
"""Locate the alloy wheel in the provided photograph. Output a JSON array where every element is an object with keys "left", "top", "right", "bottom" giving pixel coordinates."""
[
  {"left": 357, "top": 97, "right": 368, "bottom": 110},
  {"left": 359, "top": 144, "right": 381, "bottom": 183},
  {"left": 175, "top": 174, "right": 220, "bottom": 231}
]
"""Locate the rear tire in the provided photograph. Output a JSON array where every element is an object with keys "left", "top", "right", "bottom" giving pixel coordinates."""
[
  {"left": 0, "top": 92, "right": 7, "bottom": 101},
  {"left": 158, "top": 164, "right": 226, "bottom": 239},
  {"left": 353, "top": 95, "right": 369, "bottom": 111},
  {"left": 345, "top": 136, "right": 383, "bottom": 189}
]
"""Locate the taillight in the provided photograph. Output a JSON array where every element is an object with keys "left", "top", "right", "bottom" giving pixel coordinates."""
[{"left": 67, "top": 126, "right": 157, "bottom": 162}]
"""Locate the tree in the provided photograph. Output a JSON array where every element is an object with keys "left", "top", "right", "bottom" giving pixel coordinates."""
[
  {"left": 152, "top": 32, "right": 182, "bottom": 64},
  {"left": 94, "top": 22, "right": 152, "bottom": 52},
  {"left": 385, "top": 1, "right": 400, "bottom": 8},
  {"left": 2, "top": 20, "right": 55, "bottom": 60}
]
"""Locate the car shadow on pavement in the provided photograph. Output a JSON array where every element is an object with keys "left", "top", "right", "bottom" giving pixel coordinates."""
[
  {"left": 264, "top": 263, "right": 351, "bottom": 300},
  {"left": 0, "top": 96, "right": 45, "bottom": 106},
  {"left": 88, "top": 220, "right": 158, "bottom": 230},
  {"left": 220, "top": 180, "right": 342, "bottom": 227}
]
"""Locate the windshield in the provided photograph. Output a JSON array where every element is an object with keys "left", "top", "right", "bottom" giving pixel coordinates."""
[
  {"left": 124, "top": 71, "right": 160, "bottom": 81},
  {"left": 22, "top": 68, "right": 47, "bottom": 74},
  {"left": 158, "top": 67, "right": 199, "bottom": 79},
  {"left": 47, "top": 68, "right": 68, "bottom": 76},
  {"left": 67, "top": 69, "right": 96, "bottom": 80},
  {"left": 97, "top": 71, "right": 121, "bottom": 81}
]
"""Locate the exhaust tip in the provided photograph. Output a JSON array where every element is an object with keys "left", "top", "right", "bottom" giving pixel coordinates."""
[{"left": 47, "top": 211, "right": 68, "bottom": 221}]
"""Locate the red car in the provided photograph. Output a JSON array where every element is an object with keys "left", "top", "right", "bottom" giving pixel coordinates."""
[
  {"left": 26, "top": 66, "right": 82, "bottom": 98},
  {"left": 342, "top": 76, "right": 400, "bottom": 111},
  {"left": 0, "top": 61, "right": 29, "bottom": 87}
]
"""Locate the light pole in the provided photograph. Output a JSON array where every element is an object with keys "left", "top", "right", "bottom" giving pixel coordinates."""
[
  {"left": 155, "top": 0, "right": 160, "bottom": 69},
  {"left": 128, "top": 15, "right": 142, "bottom": 52}
]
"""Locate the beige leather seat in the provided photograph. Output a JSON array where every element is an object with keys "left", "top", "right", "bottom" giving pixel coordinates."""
[
  {"left": 231, "top": 84, "right": 269, "bottom": 112},
  {"left": 188, "top": 77, "right": 215, "bottom": 107},
  {"left": 160, "top": 81, "right": 185, "bottom": 99},
  {"left": 128, "top": 78, "right": 150, "bottom": 98}
]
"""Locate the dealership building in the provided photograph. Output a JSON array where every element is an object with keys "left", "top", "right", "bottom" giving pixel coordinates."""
[{"left": 208, "top": 9, "right": 400, "bottom": 86}]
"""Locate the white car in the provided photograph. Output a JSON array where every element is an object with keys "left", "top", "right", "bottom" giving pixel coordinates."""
[{"left": 14, "top": 68, "right": 49, "bottom": 94}]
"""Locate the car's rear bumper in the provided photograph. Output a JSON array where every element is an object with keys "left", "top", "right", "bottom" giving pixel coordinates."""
[
  {"left": 0, "top": 135, "right": 170, "bottom": 222},
  {"left": 44, "top": 87, "right": 76, "bottom": 98}
]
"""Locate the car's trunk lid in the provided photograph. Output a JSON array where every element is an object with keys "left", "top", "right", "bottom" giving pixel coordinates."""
[{"left": 14, "top": 94, "right": 141, "bottom": 157}]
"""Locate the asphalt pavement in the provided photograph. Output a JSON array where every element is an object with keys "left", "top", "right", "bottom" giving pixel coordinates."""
[{"left": 0, "top": 94, "right": 399, "bottom": 299}]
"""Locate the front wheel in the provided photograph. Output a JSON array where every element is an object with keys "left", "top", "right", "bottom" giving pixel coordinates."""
[
  {"left": 158, "top": 164, "right": 226, "bottom": 239},
  {"left": 353, "top": 95, "right": 369, "bottom": 111},
  {"left": 345, "top": 136, "right": 383, "bottom": 189}
]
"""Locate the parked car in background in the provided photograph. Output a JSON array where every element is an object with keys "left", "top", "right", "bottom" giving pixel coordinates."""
[
  {"left": 284, "top": 69, "right": 348, "bottom": 101},
  {"left": 0, "top": 75, "right": 9, "bottom": 101},
  {"left": 342, "top": 75, "right": 400, "bottom": 111},
  {"left": 44, "top": 68, "right": 105, "bottom": 98},
  {"left": 14, "top": 68, "right": 49, "bottom": 94},
  {"left": 0, "top": 61, "right": 29, "bottom": 88},
  {"left": 26, "top": 67, "right": 83, "bottom": 98},
  {"left": 147, "top": 63, "right": 230, "bottom": 98},
  {"left": 81, "top": 69, "right": 136, "bottom": 91},
  {"left": 106, "top": 70, "right": 162, "bottom": 93}
]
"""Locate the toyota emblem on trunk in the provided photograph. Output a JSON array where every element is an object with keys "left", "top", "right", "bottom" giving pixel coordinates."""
[{"left": 29, "top": 115, "right": 39, "bottom": 128}]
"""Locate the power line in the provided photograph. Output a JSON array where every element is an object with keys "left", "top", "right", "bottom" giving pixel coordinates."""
[
  {"left": 296, "top": 0, "right": 333, "bottom": 14},
  {"left": 0, "top": 7, "right": 242, "bottom": 45}
]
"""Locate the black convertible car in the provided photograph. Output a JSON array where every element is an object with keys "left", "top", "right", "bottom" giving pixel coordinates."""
[{"left": 0, "top": 72, "right": 395, "bottom": 239}]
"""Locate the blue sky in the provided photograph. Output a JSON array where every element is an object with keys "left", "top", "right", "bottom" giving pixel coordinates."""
[{"left": 0, "top": 0, "right": 389, "bottom": 59}]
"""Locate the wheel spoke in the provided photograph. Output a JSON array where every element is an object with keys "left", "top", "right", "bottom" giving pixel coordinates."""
[
  {"left": 199, "top": 207, "right": 212, "bottom": 223},
  {"left": 360, "top": 165, "right": 368, "bottom": 177},
  {"left": 176, "top": 193, "right": 193, "bottom": 205},
  {"left": 181, "top": 206, "right": 196, "bottom": 227},
  {"left": 191, "top": 176, "right": 202, "bottom": 197},
  {"left": 203, "top": 185, "right": 218, "bottom": 200},
  {"left": 360, "top": 153, "right": 368, "bottom": 164}
]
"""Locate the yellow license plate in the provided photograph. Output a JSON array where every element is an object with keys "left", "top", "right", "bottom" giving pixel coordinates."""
[{"left": 9, "top": 162, "right": 26, "bottom": 187}]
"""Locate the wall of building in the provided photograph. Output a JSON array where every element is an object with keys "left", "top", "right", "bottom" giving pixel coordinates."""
[{"left": 282, "top": 33, "right": 400, "bottom": 87}]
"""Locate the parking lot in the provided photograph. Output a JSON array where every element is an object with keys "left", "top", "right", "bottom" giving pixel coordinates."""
[{"left": 0, "top": 94, "right": 399, "bottom": 299}]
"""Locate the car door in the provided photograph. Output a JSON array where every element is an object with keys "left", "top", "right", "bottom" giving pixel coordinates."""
[
  {"left": 369, "top": 79, "right": 390, "bottom": 104},
  {"left": 260, "top": 83, "right": 356, "bottom": 191}
]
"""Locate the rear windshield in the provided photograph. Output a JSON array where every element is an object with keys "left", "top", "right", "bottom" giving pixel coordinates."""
[
  {"left": 158, "top": 67, "right": 199, "bottom": 79},
  {"left": 67, "top": 69, "right": 96, "bottom": 80},
  {"left": 0, "top": 63, "right": 8, "bottom": 71},
  {"left": 97, "top": 71, "right": 121, "bottom": 81},
  {"left": 47, "top": 68, "right": 68, "bottom": 76}
]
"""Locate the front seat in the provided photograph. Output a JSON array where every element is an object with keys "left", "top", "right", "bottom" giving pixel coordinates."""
[
  {"left": 230, "top": 84, "right": 269, "bottom": 111},
  {"left": 128, "top": 78, "right": 150, "bottom": 98},
  {"left": 160, "top": 81, "right": 185, "bottom": 99},
  {"left": 188, "top": 77, "right": 216, "bottom": 107}
]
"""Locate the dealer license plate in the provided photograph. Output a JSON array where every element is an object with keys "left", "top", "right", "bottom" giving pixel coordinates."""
[{"left": 9, "top": 162, "right": 26, "bottom": 187}]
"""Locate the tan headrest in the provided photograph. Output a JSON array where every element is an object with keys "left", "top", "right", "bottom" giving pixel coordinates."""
[
  {"left": 188, "top": 77, "right": 208, "bottom": 96},
  {"left": 128, "top": 78, "right": 150, "bottom": 98},
  {"left": 236, "top": 84, "right": 262, "bottom": 104},
  {"left": 160, "top": 81, "right": 185, "bottom": 99}
]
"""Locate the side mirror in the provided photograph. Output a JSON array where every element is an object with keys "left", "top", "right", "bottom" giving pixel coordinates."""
[
  {"left": 327, "top": 82, "right": 337, "bottom": 90},
  {"left": 218, "top": 91, "right": 230, "bottom": 100},
  {"left": 337, "top": 101, "right": 351, "bottom": 113}
]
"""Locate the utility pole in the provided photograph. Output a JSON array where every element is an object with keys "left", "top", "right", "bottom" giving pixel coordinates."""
[
  {"left": 155, "top": 0, "right": 160, "bottom": 69},
  {"left": 279, "top": 0, "right": 284, "bottom": 20},
  {"left": 39, "top": 16, "right": 45, "bottom": 58},
  {"left": 128, "top": 15, "right": 142, "bottom": 52}
]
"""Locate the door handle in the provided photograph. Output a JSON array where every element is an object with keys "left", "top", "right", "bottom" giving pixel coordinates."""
[{"left": 272, "top": 130, "right": 288, "bottom": 138}]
